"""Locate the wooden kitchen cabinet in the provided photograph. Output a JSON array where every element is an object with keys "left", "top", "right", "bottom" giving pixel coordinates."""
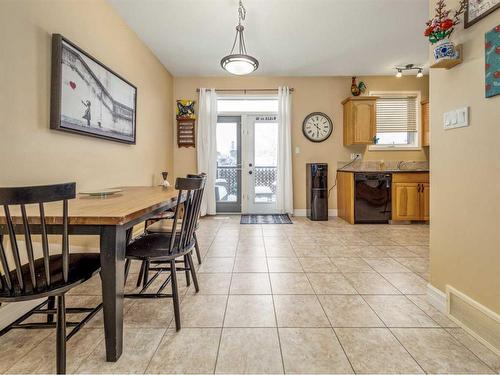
[
  {"left": 421, "top": 99, "right": 430, "bottom": 147},
  {"left": 337, "top": 171, "right": 355, "bottom": 224},
  {"left": 392, "top": 173, "right": 430, "bottom": 221},
  {"left": 420, "top": 182, "right": 430, "bottom": 220},
  {"left": 392, "top": 183, "right": 421, "bottom": 220},
  {"left": 342, "top": 97, "right": 378, "bottom": 145}
]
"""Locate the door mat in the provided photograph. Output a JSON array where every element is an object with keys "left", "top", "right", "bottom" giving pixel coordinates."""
[{"left": 240, "top": 214, "right": 293, "bottom": 224}]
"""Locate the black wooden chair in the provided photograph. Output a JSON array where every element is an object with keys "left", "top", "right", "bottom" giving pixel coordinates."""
[
  {"left": 0, "top": 183, "right": 102, "bottom": 374},
  {"left": 124, "top": 176, "right": 205, "bottom": 330},
  {"left": 134, "top": 173, "right": 206, "bottom": 289}
]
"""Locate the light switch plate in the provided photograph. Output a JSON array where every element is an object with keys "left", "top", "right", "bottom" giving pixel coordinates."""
[{"left": 444, "top": 107, "right": 469, "bottom": 130}]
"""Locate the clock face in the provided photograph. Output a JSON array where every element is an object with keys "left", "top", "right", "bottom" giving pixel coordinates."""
[{"left": 302, "top": 112, "right": 333, "bottom": 142}]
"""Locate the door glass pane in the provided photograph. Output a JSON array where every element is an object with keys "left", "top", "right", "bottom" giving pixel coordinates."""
[
  {"left": 216, "top": 121, "right": 239, "bottom": 203},
  {"left": 254, "top": 121, "right": 278, "bottom": 203}
]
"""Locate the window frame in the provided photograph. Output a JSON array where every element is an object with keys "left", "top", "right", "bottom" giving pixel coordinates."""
[
  {"left": 216, "top": 94, "right": 279, "bottom": 115},
  {"left": 369, "top": 91, "right": 422, "bottom": 151}
]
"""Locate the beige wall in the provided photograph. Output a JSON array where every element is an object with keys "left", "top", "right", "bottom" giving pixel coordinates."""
[
  {"left": 0, "top": 0, "right": 174, "bottom": 192},
  {"left": 174, "top": 75, "right": 429, "bottom": 210},
  {"left": 429, "top": 1, "right": 500, "bottom": 313}
]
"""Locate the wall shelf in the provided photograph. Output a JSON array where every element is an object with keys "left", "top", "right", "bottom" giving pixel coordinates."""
[{"left": 430, "top": 44, "right": 463, "bottom": 70}]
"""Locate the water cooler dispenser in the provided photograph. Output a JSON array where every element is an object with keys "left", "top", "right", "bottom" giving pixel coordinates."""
[{"left": 306, "top": 163, "right": 328, "bottom": 221}]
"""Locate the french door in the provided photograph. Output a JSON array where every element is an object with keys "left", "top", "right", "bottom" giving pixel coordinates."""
[
  {"left": 216, "top": 114, "right": 278, "bottom": 214},
  {"left": 215, "top": 116, "right": 242, "bottom": 213}
]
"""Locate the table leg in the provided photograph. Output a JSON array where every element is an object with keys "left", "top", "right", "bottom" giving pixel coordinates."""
[{"left": 100, "top": 225, "right": 126, "bottom": 362}]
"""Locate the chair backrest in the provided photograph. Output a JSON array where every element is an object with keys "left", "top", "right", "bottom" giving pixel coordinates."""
[
  {"left": 186, "top": 173, "right": 206, "bottom": 222},
  {"left": 169, "top": 176, "right": 206, "bottom": 252},
  {"left": 0, "top": 183, "right": 76, "bottom": 295}
]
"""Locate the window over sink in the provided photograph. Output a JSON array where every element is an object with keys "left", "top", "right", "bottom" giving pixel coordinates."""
[{"left": 369, "top": 91, "right": 421, "bottom": 150}]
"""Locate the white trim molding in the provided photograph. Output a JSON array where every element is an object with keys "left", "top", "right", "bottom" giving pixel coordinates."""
[
  {"left": 446, "top": 285, "right": 500, "bottom": 355},
  {"left": 426, "top": 283, "right": 447, "bottom": 313}
]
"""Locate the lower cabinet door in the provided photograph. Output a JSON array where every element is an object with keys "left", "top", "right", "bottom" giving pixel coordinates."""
[
  {"left": 392, "top": 183, "right": 421, "bottom": 221},
  {"left": 420, "top": 183, "right": 430, "bottom": 220}
]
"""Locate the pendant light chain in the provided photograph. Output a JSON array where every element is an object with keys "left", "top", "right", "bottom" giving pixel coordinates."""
[
  {"left": 238, "top": 0, "right": 246, "bottom": 24},
  {"left": 230, "top": 0, "right": 248, "bottom": 55}
]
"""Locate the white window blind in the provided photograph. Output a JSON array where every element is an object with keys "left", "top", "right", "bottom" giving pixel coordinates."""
[{"left": 376, "top": 94, "right": 418, "bottom": 133}]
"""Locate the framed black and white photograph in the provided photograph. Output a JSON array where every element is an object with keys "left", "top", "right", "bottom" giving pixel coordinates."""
[
  {"left": 50, "top": 34, "right": 137, "bottom": 144},
  {"left": 465, "top": 0, "right": 500, "bottom": 28}
]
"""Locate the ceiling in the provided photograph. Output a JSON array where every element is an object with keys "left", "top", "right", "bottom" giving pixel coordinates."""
[{"left": 109, "top": 0, "right": 429, "bottom": 77}]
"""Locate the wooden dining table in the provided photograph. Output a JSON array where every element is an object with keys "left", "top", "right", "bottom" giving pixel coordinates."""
[{"left": 0, "top": 186, "right": 182, "bottom": 362}]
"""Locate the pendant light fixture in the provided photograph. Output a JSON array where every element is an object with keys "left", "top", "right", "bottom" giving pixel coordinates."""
[{"left": 220, "top": 0, "right": 259, "bottom": 75}]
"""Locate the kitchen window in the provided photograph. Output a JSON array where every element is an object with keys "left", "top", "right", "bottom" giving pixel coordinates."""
[{"left": 369, "top": 91, "right": 421, "bottom": 150}]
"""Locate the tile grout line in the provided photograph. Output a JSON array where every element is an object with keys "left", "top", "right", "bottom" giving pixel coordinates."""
[
  {"left": 301, "top": 257, "right": 357, "bottom": 374},
  {"left": 358, "top": 285, "right": 428, "bottom": 374},
  {"left": 205, "top": 221, "right": 227, "bottom": 375},
  {"left": 266, "top": 239, "right": 287, "bottom": 375},
  {"left": 212, "top": 230, "right": 234, "bottom": 375}
]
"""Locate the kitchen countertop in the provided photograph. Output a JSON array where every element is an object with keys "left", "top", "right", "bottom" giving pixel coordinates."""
[{"left": 337, "top": 168, "right": 429, "bottom": 173}]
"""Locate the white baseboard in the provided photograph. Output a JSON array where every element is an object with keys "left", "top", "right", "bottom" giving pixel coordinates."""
[
  {"left": 426, "top": 283, "right": 447, "bottom": 313},
  {"left": 294, "top": 209, "right": 338, "bottom": 217}
]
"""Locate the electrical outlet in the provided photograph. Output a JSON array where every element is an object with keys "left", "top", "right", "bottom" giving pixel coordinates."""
[{"left": 351, "top": 153, "right": 362, "bottom": 160}]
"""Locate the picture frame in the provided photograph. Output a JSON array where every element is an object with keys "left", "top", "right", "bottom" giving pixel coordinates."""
[
  {"left": 50, "top": 34, "right": 137, "bottom": 144},
  {"left": 485, "top": 25, "right": 500, "bottom": 98},
  {"left": 465, "top": 0, "right": 500, "bottom": 28}
]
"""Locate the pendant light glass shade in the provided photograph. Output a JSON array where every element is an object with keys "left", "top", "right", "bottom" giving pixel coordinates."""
[
  {"left": 221, "top": 1, "right": 259, "bottom": 75},
  {"left": 221, "top": 54, "right": 259, "bottom": 75}
]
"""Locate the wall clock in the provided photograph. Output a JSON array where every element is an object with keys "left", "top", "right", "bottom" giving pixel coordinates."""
[{"left": 302, "top": 112, "right": 333, "bottom": 142}]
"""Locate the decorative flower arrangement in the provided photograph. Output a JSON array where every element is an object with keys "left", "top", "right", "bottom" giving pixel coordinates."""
[{"left": 425, "top": 0, "right": 467, "bottom": 44}]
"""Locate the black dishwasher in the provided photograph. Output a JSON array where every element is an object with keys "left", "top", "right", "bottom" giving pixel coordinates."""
[{"left": 354, "top": 173, "right": 392, "bottom": 223}]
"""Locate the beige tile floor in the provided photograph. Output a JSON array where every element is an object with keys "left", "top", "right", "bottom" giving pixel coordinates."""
[{"left": 1, "top": 215, "right": 499, "bottom": 374}]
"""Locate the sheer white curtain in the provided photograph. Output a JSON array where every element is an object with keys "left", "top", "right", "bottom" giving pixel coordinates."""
[
  {"left": 196, "top": 88, "right": 218, "bottom": 216},
  {"left": 276, "top": 86, "right": 294, "bottom": 214}
]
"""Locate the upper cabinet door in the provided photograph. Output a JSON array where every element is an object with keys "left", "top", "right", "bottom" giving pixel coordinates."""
[
  {"left": 342, "top": 97, "right": 378, "bottom": 146},
  {"left": 353, "top": 101, "right": 376, "bottom": 143}
]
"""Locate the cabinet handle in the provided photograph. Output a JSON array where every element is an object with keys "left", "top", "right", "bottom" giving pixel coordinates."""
[
  {"left": 418, "top": 184, "right": 422, "bottom": 193},
  {"left": 421, "top": 184, "right": 424, "bottom": 192}
]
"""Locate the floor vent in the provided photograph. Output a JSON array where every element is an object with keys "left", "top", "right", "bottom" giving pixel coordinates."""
[{"left": 446, "top": 285, "right": 500, "bottom": 355}]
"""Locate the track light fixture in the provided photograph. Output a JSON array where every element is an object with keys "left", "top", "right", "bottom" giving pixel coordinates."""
[{"left": 395, "top": 64, "right": 424, "bottom": 78}]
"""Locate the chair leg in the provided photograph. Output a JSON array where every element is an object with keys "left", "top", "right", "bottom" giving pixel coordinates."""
[
  {"left": 47, "top": 296, "right": 56, "bottom": 323},
  {"left": 170, "top": 260, "right": 181, "bottom": 331},
  {"left": 184, "top": 255, "right": 191, "bottom": 287},
  {"left": 187, "top": 252, "right": 200, "bottom": 293},
  {"left": 193, "top": 232, "right": 202, "bottom": 265},
  {"left": 136, "top": 261, "right": 146, "bottom": 287},
  {"left": 56, "top": 294, "right": 66, "bottom": 374},
  {"left": 142, "top": 260, "right": 150, "bottom": 288}
]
